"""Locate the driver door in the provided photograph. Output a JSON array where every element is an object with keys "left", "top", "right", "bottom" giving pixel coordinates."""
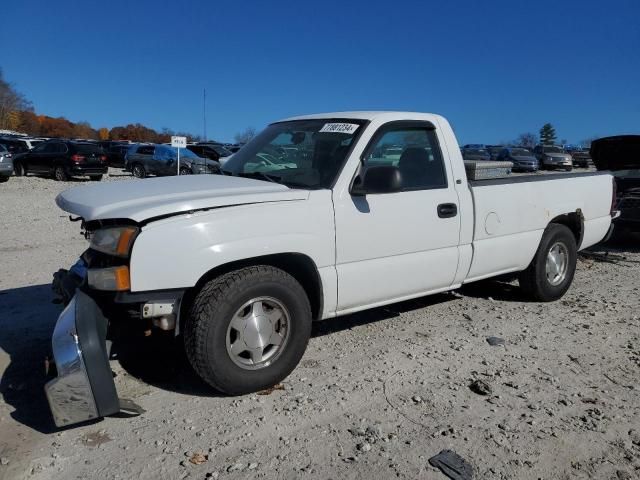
[{"left": 333, "top": 122, "right": 461, "bottom": 312}]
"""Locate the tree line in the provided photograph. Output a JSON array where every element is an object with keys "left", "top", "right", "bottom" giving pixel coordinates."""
[
  {"left": 0, "top": 69, "right": 257, "bottom": 144},
  {"left": 0, "top": 69, "right": 202, "bottom": 142}
]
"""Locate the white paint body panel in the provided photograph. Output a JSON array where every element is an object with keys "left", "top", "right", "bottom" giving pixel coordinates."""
[
  {"left": 466, "top": 175, "right": 613, "bottom": 281},
  {"left": 56, "top": 174, "right": 307, "bottom": 222},
  {"left": 54, "top": 111, "right": 615, "bottom": 320}
]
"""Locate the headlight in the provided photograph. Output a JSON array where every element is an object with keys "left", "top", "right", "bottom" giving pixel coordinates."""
[
  {"left": 90, "top": 226, "right": 139, "bottom": 257},
  {"left": 88, "top": 266, "right": 131, "bottom": 291}
]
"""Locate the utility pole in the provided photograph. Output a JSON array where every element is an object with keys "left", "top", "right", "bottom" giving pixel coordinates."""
[{"left": 203, "top": 88, "right": 207, "bottom": 141}]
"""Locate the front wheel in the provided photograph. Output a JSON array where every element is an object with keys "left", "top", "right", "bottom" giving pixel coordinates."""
[
  {"left": 0, "top": 176, "right": 9, "bottom": 183},
  {"left": 184, "top": 266, "right": 312, "bottom": 395},
  {"left": 179, "top": 167, "right": 192, "bottom": 175},
  {"left": 519, "top": 224, "right": 577, "bottom": 301},
  {"left": 89, "top": 175, "right": 103, "bottom": 181}
]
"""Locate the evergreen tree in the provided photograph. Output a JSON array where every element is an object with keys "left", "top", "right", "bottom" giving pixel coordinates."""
[{"left": 539, "top": 123, "right": 557, "bottom": 145}]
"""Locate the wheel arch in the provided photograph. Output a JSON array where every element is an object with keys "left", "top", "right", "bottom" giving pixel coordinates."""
[
  {"left": 180, "top": 252, "right": 324, "bottom": 331},
  {"left": 548, "top": 210, "right": 584, "bottom": 248}
]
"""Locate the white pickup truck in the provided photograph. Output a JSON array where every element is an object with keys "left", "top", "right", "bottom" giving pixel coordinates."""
[{"left": 46, "top": 112, "right": 617, "bottom": 427}]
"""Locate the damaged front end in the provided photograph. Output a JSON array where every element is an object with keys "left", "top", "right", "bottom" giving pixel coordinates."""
[{"left": 45, "top": 290, "right": 121, "bottom": 427}]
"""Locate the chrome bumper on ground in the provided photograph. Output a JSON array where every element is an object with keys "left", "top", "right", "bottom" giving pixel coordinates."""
[{"left": 45, "top": 290, "right": 120, "bottom": 428}]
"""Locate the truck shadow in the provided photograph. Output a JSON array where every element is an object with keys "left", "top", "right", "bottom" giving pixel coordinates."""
[
  {"left": 113, "top": 293, "right": 456, "bottom": 398},
  {"left": 0, "top": 284, "right": 60, "bottom": 434}
]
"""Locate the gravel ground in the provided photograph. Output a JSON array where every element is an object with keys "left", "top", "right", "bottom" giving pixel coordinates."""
[{"left": 1, "top": 168, "right": 639, "bottom": 480}]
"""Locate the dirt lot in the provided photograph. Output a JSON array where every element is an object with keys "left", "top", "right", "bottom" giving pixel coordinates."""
[{"left": 1, "top": 169, "right": 639, "bottom": 480}]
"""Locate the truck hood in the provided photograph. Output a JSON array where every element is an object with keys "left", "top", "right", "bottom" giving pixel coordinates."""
[
  {"left": 591, "top": 135, "right": 640, "bottom": 172},
  {"left": 56, "top": 175, "right": 309, "bottom": 222}
]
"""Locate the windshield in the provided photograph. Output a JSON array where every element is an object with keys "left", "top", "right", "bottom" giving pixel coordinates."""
[
  {"left": 222, "top": 119, "right": 365, "bottom": 188},
  {"left": 511, "top": 148, "right": 532, "bottom": 156},
  {"left": 543, "top": 146, "right": 564, "bottom": 154}
]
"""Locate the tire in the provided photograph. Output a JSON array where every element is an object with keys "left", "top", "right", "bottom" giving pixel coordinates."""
[
  {"left": 14, "top": 162, "right": 25, "bottom": 177},
  {"left": 0, "top": 176, "right": 9, "bottom": 183},
  {"left": 518, "top": 224, "right": 577, "bottom": 302},
  {"left": 89, "top": 175, "right": 103, "bottom": 181},
  {"left": 132, "top": 163, "right": 146, "bottom": 178},
  {"left": 565, "top": 167, "right": 572, "bottom": 172},
  {"left": 179, "top": 167, "right": 192, "bottom": 175},
  {"left": 54, "top": 166, "right": 68, "bottom": 181},
  {"left": 184, "top": 265, "right": 312, "bottom": 395}
]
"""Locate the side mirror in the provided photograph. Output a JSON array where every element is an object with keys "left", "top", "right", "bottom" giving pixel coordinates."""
[{"left": 351, "top": 165, "right": 402, "bottom": 196}]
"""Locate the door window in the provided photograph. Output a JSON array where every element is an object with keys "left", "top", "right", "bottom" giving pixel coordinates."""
[
  {"left": 31, "top": 143, "right": 48, "bottom": 153},
  {"left": 363, "top": 126, "right": 447, "bottom": 190},
  {"left": 44, "top": 143, "right": 59, "bottom": 153}
]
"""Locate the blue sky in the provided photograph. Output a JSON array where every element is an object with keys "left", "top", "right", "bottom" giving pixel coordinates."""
[{"left": 2, "top": 0, "right": 639, "bottom": 143}]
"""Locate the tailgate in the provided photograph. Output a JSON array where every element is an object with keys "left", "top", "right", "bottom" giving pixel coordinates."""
[{"left": 74, "top": 144, "right": 107, "bottom": 166}]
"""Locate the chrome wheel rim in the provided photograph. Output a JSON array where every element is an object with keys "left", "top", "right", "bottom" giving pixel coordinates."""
[
  {"left": 546, "top": 242, "right": 568, "bottom": 286},
  {"left": 226, "top": 296, "right": 290, "bottom": 370}
]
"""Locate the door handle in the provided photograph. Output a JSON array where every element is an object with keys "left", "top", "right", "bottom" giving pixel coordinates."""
[{"left": 437, "top": 203, "right": 458, "bottom": 218}]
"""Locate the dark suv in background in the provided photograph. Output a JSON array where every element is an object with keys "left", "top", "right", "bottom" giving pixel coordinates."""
[{"left": 13, "top": 140, "right": 108, "bottom": 181}]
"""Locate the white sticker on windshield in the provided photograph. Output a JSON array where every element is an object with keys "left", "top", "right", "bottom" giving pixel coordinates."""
[{"left": 319, "top": 123, "right": 360, "bottom": 134}]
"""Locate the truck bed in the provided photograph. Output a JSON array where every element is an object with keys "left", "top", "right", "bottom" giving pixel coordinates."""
[{"left": 463, "top": 171, "right": 613, "bottom": 283}]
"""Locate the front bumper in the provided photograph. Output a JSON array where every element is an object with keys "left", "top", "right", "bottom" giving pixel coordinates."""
[{"left": 45, "top": 290, "right": 120, "bottom": 427}]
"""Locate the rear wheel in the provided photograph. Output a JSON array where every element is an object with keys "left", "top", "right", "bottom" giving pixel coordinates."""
[
  {"left": 132, "top": 163, "right": 146, "bottom": 178},
  {"left": 0, "top": 176, "right": 9, "bottom": 183},
  {"left": 14, "top": 162, "right": 26, "bottom": 176},
  {"left": 184, "top": 265, "right": 312, "bottom": 394},
  {"left": 89, "top": 175, "right": 103, "bottom": 181},
  {"left": 179, "top": 167, "right": 192, "bottom": 175},
  {"left": 519, "top": 224, "right": 577, "bottom": 301},
  {"left": 54, "top": 166, "right": 68, "bottom": 181}
]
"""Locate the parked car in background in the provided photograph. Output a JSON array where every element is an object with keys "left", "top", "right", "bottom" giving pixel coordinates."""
[
  {"left": 125, "top": 144, "right": 219, "bottom": 178},
  {"left": 0, "top": 137, "right": 43, "bottom": 154},
  {"left": 497, "top": 147, "right": 538, "bottom": 172},
  {"left": 486, "top": 145, "right": 504, "bottom": 160},
  {"left": 591, "top": 135, "right": 640, "bottom": 232},
  {"left": 226, "top": 144, "right": 243, "bottom": 153},
  {"left": 196, "top": 142, "right": 233, "bottom": 164},
  {"left": 461, "top": 147, "right": 491, "bottom": 161},
  {"left": 0, "top": 144, "right": 13, "bottom": 182},
  {"left": 186, "top": 144, "right": 228, "bottom": 162},
  {"left": 534, "top": 145, "right": 573, "bottom": 171},
  {"left": 569, "top": 149, "right": 591, "bottom": 168},
  {"left": 12, "top": 140, "right": 108, "bottom": 181},
  {"left": 105, "top": 144, "right": 132, "bottom": 168}
]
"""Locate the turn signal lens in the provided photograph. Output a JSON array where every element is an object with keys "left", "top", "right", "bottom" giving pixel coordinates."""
[
  {"left": 87, "top": 266, "right": 130, "bottom": 291},
  {"left": 90, "top": 226, "right": 139, "bottom": 257}
]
